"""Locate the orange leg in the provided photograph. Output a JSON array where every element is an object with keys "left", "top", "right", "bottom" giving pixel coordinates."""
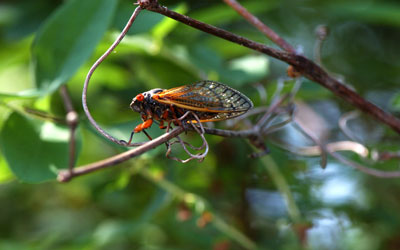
[
  {"left": 159, "top": 120, "right": 167, "bottom": 129},
  {"left": 134, "top": 119, "right": 153, "bottom": 133},
  {"left": 126, "top": 119, "right": 153, "bottom": 144}
]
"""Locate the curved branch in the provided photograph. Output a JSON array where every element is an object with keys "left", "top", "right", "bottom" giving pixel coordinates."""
[{"left": 82, "top": 6, "right": 143, "bottom": 147}]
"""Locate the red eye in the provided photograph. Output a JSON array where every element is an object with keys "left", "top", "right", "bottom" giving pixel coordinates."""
[{"left": 136, "top": 94, "right": 144, "bottom": 101}]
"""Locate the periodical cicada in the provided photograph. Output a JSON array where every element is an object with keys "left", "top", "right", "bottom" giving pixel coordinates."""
[{"left": 128, "top": 80, "right": 253, "bottom": 142}]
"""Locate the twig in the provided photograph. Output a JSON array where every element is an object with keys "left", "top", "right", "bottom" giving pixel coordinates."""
[
  {"left": 57, "top": 126, "right": 184, "bottom": 182},
  {"left": 330, "top": 151, "right": 400, "bottom": 178},
  {"left": 59, "top": 85, "right": 79, "bottom": 172},
  {"left": 223, "top": 0, "right": 295, "bottom": 53},
  {"left": 339, "top": 111, "right": 361, "bottom": 142},
  {"left": 293, "top": 118, "right": 328, "bottom": 169},
  {"left": 138, "top": 0, "right": 400, "bottom": 134},
  {"left": 274, "top": 140, "right": 368, "bottom": 158},
  {"left": 23, "top": 107, "right": 66, "bottom": 124},
  {"left": 288, "top": 118, "right": 400, "bottom": 178},
  {"left": 372, "top": 151, "right": 400, "bottom": 161},
  {"left": 313, "top": 25, "right": 329, "bottom": 65},
  {"left": 253, "top": 83, "right": 267, "bottom": 105},
  {"left": 82, "top": 6, "right": 143, "bottom": 147}
]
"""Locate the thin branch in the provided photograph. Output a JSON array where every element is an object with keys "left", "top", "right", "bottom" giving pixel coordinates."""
[
  {"left": 253, "top": 83, "right": 267, "bottom": 105},
  {"left": 339, "top": 111, "right": 362, "bottom": 142},
  {"left": 82, "top": 6, "right": 143, "bottom": 147},
  {"left": 59, "top": 85, "right": 79, "bottom": 172},
  {"left": 223, "top": 0, "right": 295, "bottom": 53},
  {"left": 372, "top": 151, "right": 400, "bottom": 161},
  {"left": 23, "top": 107, "right": 66, "bottom": 124},
  {"left": 289, "top": 118, "right": 400, "bottom": 178},
  {"left": 138, "top": 0, "right": 400, "bottom": 134},
  {"left": 313, "top": 25, "right": 329, "bottom": 65},
  {"left": 57, "top": 126, "right": 184, "bottom": 182},
  {"left": 330, "top": 151, "right": 400, "bottom": 178},
  {"left": 293, "top": 118, "right": 328, "bottom": 169}
]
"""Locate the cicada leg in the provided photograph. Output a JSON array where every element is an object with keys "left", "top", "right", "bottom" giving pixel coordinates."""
[
  {"left": 159, "top": 120, "right": 168, "bottom": 130},
  {"left": 159, "top": 109, "right": 170, "bottom": 129},
  {"left": 142, "top": 130, "right": 153, "bottom": 141},
  {"left": 125, "top": 119, "right": 154, "bottom": 144},
  {"left": 169, "top": 105, "right": 183, "bottom": 127}
]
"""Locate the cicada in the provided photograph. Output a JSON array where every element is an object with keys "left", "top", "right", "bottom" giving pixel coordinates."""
[{"left": 128, "top": 80, "right": 253, "bottom": 142}]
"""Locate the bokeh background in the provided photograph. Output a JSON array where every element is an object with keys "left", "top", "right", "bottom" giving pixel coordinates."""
[{"left": 1, "top": 0, "right": 400, "bottom": 249}]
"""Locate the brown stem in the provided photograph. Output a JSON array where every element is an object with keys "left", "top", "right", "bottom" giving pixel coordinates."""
[
  {"left": 59, "top": 85, "right": 79, "bottom": 172},
  {"left": 57, "top": 126, "right": 184, "bottom": 182},
  {"left": 138, "top": 0, "right": 400, "bottom": 134},
  {"left": 223, "top": 0, "right": 295, "bottom": 53}
]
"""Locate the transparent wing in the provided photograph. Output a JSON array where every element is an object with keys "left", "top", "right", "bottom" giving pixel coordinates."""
[{"left": 154, "top": 81, "right": 253, "bottom": 116}]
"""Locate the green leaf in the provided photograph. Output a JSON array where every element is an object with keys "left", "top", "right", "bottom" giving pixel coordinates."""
[
  {"left": 0, "top": 112, "right": 81, "bottom": 183},
  {"left": 326, "top": 2, "right": 400, "bottom": 26},
  {"left": 226, "top": 55, "right": 269, "bottom": 85},
  {"left": 0, "top": 156, "right": 14, "bottom": 183},
  {"left": 152, "top": 3, "right": 188, "bottom": 42},
  {"left": 390, "top": 93, "right": 400, "bottom": 112},
  {"left": 191, "top": 0, "right": 279, "bottom": 25},
  {"left": 32, "top": 0, "right": 118, "bottom": 95}
]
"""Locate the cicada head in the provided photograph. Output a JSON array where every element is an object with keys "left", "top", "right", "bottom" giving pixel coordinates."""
[{"left": 130, "top": 88, "right": 164, "bottom": 114}]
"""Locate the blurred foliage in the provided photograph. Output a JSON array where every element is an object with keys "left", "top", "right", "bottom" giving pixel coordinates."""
[{"left": 0, "top": 0, "right": 400, "bottom": 249}]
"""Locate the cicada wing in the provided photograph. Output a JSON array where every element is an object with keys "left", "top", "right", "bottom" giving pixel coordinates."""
[{"left": 154, "top": 81, "right": 253, "bottom": 117}]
